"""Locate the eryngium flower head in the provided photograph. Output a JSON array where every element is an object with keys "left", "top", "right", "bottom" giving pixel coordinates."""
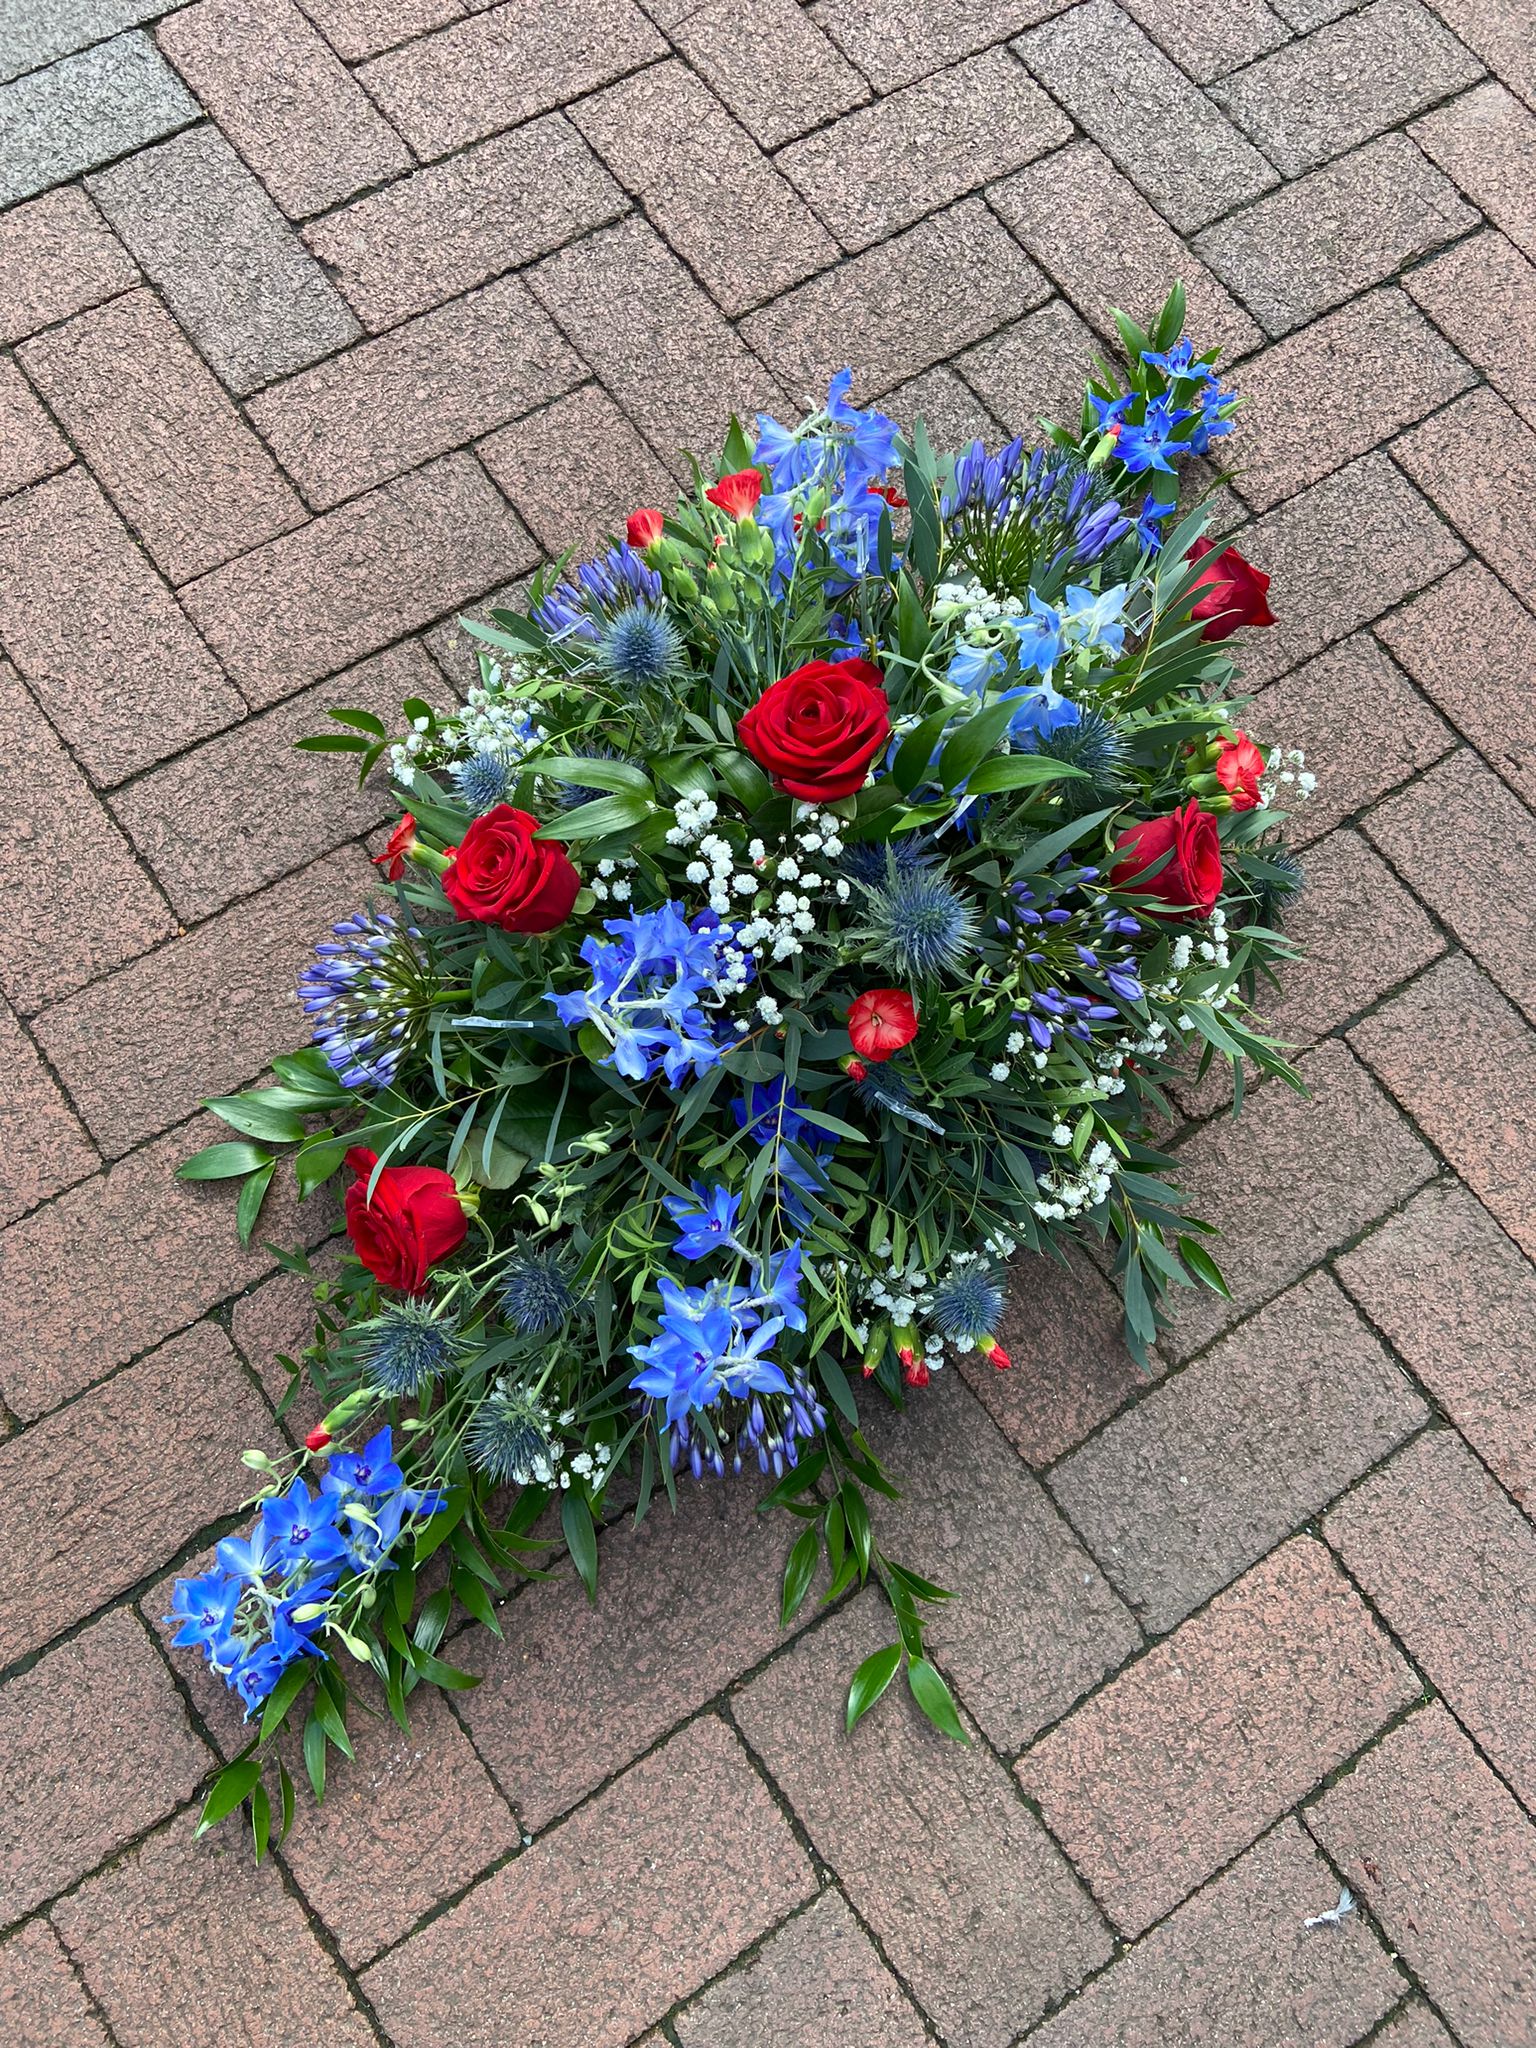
[
  {"left": 467, "top": 1383, "right": 556, "bottom": 1486},
  {"left": 928, "top": 1262, "right": 1006, "bottom": 1343},
  {"left": 352, "top": 1297, "right": 468, "bottom": 1399},
  {"left": 499, "top": 1242, "right": 581, "bottom": 1334},
  {"left": 297, "top": 906, "right": 427, "bottom": 1090},
  {"left": 1252, "top": 844, "right": 1306, "bottom": 929},
  {"left": 854, "top": 866, "right": 978, "bottom": 983},
  {"left": 1035, "top": 706, "right": 1132, "bottom": 818},
  {"left": 841, "top": 833, "right": 934, "bottom": 888},
  {"left": 450, "top": 745, "right": 518, "bottom": 814},
  {"left": 596, "top": 605, "right": 684, "bottom": 688}
]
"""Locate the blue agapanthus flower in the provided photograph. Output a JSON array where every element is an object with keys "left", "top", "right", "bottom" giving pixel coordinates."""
[
  {"left": 548, "top": 902, "right": 754, "bottom": 1087},
  {"left": 534, "top": 541, "right": 662, "bottom": 644},
  {"left": 299, "top": 906, "right": 425, "bottom": 1090}
]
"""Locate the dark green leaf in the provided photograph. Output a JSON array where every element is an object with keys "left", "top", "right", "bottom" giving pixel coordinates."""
[
  {"left": 845, "top": 1643, "right": 901, "bottom": 1732},
  {"left": 561, "top": 1490, "right": 599, "bottom": 1603},
  {"left": 203, "top": 1094, "right": 310, "bottom": 1145},
  {"left": 235, "top": 1160, "right": 275, "bottom": 1247},
  {"left": 780, "top": 1525, "right": 819, "bottom": 1627},
  {"left": 176, "top": 1141, "right": 272, "bottom": 1182},
  {"left": 907, "top": 1657, "right": 969, "bottom": 1743},
  {"left": 196, "top": 1757, "right": 261, "bottom": 1835}
]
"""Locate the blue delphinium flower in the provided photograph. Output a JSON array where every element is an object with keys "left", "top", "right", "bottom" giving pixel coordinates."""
[
  {"left": 548, "top": 902, "right": 754, "bottom": 1087},
  {"left": 856, "top": 865, "right": 979, "bottom": 983},
  {"left": 1135, "top": 492, "right": 1173, "bottom": 554},
  {"left": 1060, "top": 583, "right": 1130, "bottom": 661},
  {"left": 1140, "top": 338, "right": 1214, "bottom": 381},
  {"left": 1094, "top": 393, "right": 1195, "bottom": 475},
  {"left": 353, "top": 1297, "right": 468, "bottom": 1399},
  {"left": 752, "top": 371, "right": 899, "bottom": 591},
  {"left": 665, "top": 1181, "right": 747, "bottom": 1261},
  {"left": 1001, "top": 678, "right": 1081, "bottom": 747},
  {"left": 596, "top": 604, "right": 684, "bottom": 688},
  {"left": 754, "top": 1245, "right": 807, "bottom": 1332},
  {"left": 298, "top": 907, "right": 426, "bottom": 1090},
  {"left": 499, "top": 1240, "right": 580, "bottom": 1332},
  {"left": 731, "top": 1075, "right": 814, "bottom": 1147},
  {"left": 262, "top": 1474, "right": 350, "bottom": 1575},
  {"left": 928, "top": 1260, "right": 1006, "bottom": 1343},
  {"left": 451, "top": 745, "right": 517, "bottom": 814}
]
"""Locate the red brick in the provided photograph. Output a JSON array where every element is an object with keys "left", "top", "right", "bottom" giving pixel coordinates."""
[
  {"left": 991, "top": 141, "right": 1263, "bottom": 360},
  {"left": 533, "top": 217, "right": 785, "bottom": 461},
  {"left": 295, "top": 0, "right": 463, "bottom": 61},
  {"left": 0, "top": 357, "right": 68, "bottom": 500},
  {"left": 0, "top": 1921, "right": 112, "bottom": 2047},
  {"left": 0, "top": 467, "right": 242, "bottom": 784},
  {"left": 1425, "top": 0, "right": 1536, "bottom": 108},
  {"left": 884, "top": 363, "right": 1001, "bottom": 450},
  {"left": 1336, "top": 1179, "right": 1536, "bottom": 1507},
  {"left": 33, "top": 846, "right": 371, "bottom": 1160},
  {"left": 813, "top": 0, "right": 1069, "bottom": 91},
  {"left": 158, "top": 0, "right": 410, "bottom": 218},
  {"left": 0, "top": 1112, "right": 337, "bottom": 1421},
  {"left": 1027, "top": 1820, "right": 1402, "bottom": 2048},
  {"left": 228, "top": 1250, "right": 338, "bottom": 1441},
  {"left": 1350, "top": 953, "right": 1536, "bottom": 1260},
  {"left": 1229, "top": 289, "right": 1473, "bottom": 514},
  {"left": 359, "top": 0, "right": 665, "bottom": 159},
  {"left": 654, "top": 0, "right": 868, "bottom": 147},
  {"left": 477, "top": 383, "right": 676, "bottom": 560},
  {"left": 953, "top": 296, "right": 1102, "bottom": 439},
  {"left": 422, "top": 575, "right": 529, "bottom": 694},
  {"left": 1053, "top": 1270, "right": 1425, "bottom": 1630},
  {"left": 1331, "top": 1430, "right": 1536, "bottom": 1807},
  {"left": 734, "top": 1594, "right": 1114, "bottom": 2045},
  {"left": 1247, "top": 633, "right": 1454, "bottom": 848},
  {"left": 959, "top": 1243, "right": 1158, "bottom": 1467},
  {"left": 302, "top": 116, "right": 625, "bottom": 334},
  {"left": 0, "top": 1322, "right": 280, "bottom": 1661},
  {"left": 1194, "top": 133, "right": 1476, "bottom": 336},
  {"left": 741, "top": 198, "right": 1049, "bottom": 403},
  {"left": 0, "top": 185, "right": 137, "bottom": 343},
  {"left": 1375, "top": 2007, "right": 1460, "bottom": 2048},
  {"left": 361, "top": 1716, "right": 815, "bottom": 2048},
  {"left": 1406, "top": 230, "right": 1536, "bottom": 431},
  {"left": 0, "top": 999, "right": 96, "bottom": 1226},
  {"left": 0, "top": 1609, "right": 208, "bottom": 1919},
  {"left": 1308, "top": 1703, "right": 1536, "bottom": 2048},
  {"left": 673, "top": 1891, "right": 930, "bottom": 2048},
  {"left": 1018, "top": 1538, "right": 1419, "bottom": 1937},
  {"left": 778, "top": 48, "right": 1069, "bottom": 256},
  {"left": 54, "top": 1812, "right": 376, "bottom": 2047},
  {"left": 1412, "top": 81, "right": 1536, "bottom": 264},
  {"left": 1116, "top": 0, "right": 1289, "bottom": 83},
  {"left": 0, "top": 662, "right": 174, "bottom": 1013},
  {"left": 1396, "top": 388, "right": 1536, "bottom": 609},
  {"left": 180, "top": 452, "right": 537, "bottom": 702},
  {"left": 18, "top": 289, "right": 304, "bottom": 581}
]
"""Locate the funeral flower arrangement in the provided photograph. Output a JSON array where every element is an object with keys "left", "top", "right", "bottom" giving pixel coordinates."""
[{"left": 173, "top": 288, "right": 1306, "bottom": 1848}]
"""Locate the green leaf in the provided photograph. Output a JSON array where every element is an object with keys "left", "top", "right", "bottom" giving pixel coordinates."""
[
  {"left": 890, "top": 705, "right": 953, "bottom": 796},
  {"left": 294, "top": 1132, "right": 351, "bottom": 1198},
  {"left": 1178, "top": 1234, "right": 1232, "bottom": 1298},
  {"left": 561, "top": 1490, "right": 599, "bottom": 1603},
  {"left": 303, "top": 1711, "right": 327, "bottom": 1802},
  {"left": 196, "top": 1757, "right": 261, "bottom": 1835},
  {"left": 250, "top": 1779, "right": 272, "bottom": 1863},
  {"left": 537, "top": 790, "right": 653, "bottom": 842},
  {"left": 259, "top": 1658, "right": 314, "bottom": 1743},
  {"left": 203, "top": 1094, "right": 310, "bottom": 1145},
  {"left": 965, "top": 753, "right": 1087, "bottom": 795},
  {"left": 714, "top": 749, "right": 772, "bottom": 812},
  {"left": 1012, "top": 808, "right": 1114, "bottom": 877},
  {"left": 277, "top": 1760, "right": 296, "bottom": 1843},
  {"left": 845, "top": 1643, "right": 901, "bottom": 1732},
  {"left": 451, "top": 1561, "right": 504, "bottom": 1637},
  {"left": 534, "top": 753, "right": 654, "bottom": 796},
  {"left": 780, "top": 1525, "right": 819, "bottom": 1627},
  {"left": 294, "top": 734, "right": 371, "bottom": 755},
  {"left": 327, "top": 707, "right": 387, "bottom": 738},
  {"left": 312, "top": 1685, "right": 355, "bottom": 1760},
  {"left": 907, "top": 1657, "right": 969, "bottom": 1743},
  {"left": 937, "top": 698, "right": 1017, "bottom": 792},
  {"left": 235, "top": 1160, "right": 275, "bottom": 1247},
  {"left": 176, "top": 1141, "right": 272, "bottom": 1182},
  {"left": 412, "top": 1650, "right": 481, "bottom": 1691}
]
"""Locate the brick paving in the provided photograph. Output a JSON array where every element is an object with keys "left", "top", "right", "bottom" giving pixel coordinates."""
[{"left": 0, "top": 3, "right": 1531, "bottom": 2042}]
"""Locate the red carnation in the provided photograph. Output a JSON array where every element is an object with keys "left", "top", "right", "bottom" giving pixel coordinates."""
[
  {"left": 847, "top": 988, "right": 918, "bottom": 1064},
  {"left": 1187, "top": 539, "right": 1276, "bottom": 642},
  {"left": 1110, "top": 800, "right": 1224, "bottom": 921},
  {"left": 1214, "top": 731, "right": 1265, "bottom": 811},
  {"left": 442, "top": 805, "right": 580, "bottom": 936},
  {"left": 705, "top": 469, "right": 763, "bottom": 520},
  {"left": 626, "top": 507, "right": 664, "bottom": 550},
  {"left": 737, "top": 657, "right": 890, "bottom": 802},
  {"left": 344, "top": 1146, "right": 469, "bottom": 1295},
  {"left": 373, "top": 813, "right": 418, "bottom": 883}
]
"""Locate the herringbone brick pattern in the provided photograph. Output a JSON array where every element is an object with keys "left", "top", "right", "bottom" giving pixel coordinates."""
[{"left": 1, "top": 2, "right": 1532, "bottom": 2041}]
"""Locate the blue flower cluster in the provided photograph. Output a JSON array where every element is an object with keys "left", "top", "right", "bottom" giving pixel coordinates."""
[
  {"left": 1092, "top": 340, "right": 1238, "bottom": 474},
  {"left": 947, "top": 583, "right": 1131, "bottom": 748},
  {"left": 753, "top": 369, "right": 900, "bottom": 587},
  {"left": 166, "top": 1429, "right": 441, "bottom": 1714},
  {"left": 548, "top": 901, "right": 754, "bottom": 1086},
  {"left": 533, "top": 541, "right": 662, "bottom": 644},
  {"left": 944, "top": 442, "right": 1130, "bottom": 571},
  {"left": 299, "top": 907, "right": 423, "bottom": 1090},
  {"left": 732, "top": 1077, "right": 834, "bottom": 1221}
]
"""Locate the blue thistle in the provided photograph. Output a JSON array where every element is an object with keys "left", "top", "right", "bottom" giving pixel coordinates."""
[
  {"left": 352, "top": 1298, "right": 467, "bottom": 1399},
  {"left": 1035, "top": 706, "right": 1131, "bottom": 817},
  {"left": 928, "top": 1262, "right": 1005, "bottom": 1343},
  {"left": 450, "top": 745, "right": 517, "bottom": 814},
  {"left": 297, "top": 907, "right": 427, "bottom": 1090},
  {"left": 855, "top": 866, "right": 978, "bottom": 983},
  {"left": 595, "top": 604, "right": 683, "bottom": 689},
  {"left": 499, "top": 1243, "right": 581, "bottom": 1334},
  {"left": 467, "top": 1383, "right": 556, "bottom": 1486},
  {"left": 841, "top": 834, "right": 935, "bottom": 887}
]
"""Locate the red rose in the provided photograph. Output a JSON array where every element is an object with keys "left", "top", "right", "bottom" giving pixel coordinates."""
[
  {"left": 705, "top": 469, "right": 763, "bottom": 520},
  {"left": 373, "top": 812, "right": 418, "bottom": 882},
  {"left": 1110, "top": 800, "right": 1224, "bottom": 920},
  {"left": 738, "top": 658, "right": 890, "bottom": 802},
  {"left": 626, "top": 508, "right": 664, "bottom": 550},
  {"left": 1187, "top": 539, "right": 1276, "bottom": 642},
  {"left": 344, "top": 1146, "right": 468, "bottom": 1295},
  {"left": 847, "top": 988, "right": 918, "bottom": 1063},
  {"left": 1214, "top": 731, "right": 1265, "bottom": 811},
  {"left": 442, "top": 805, "right": 580, "bottom": 935}
]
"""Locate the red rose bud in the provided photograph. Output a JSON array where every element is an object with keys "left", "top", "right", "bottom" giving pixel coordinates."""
[
  {"left": 626, "top": 507, "right": 664, "bottom": 550},
  {"left": 1187, "top": 538, "right": 1276, "bottom": 642},
  {"left": 1109, "top": 800, "right": 1224, "bottom": 921},
  {"left": 737, "top": 656, "right": 890, "bottom": 802},
  {"left": 977, "top": 1335, "right": 1012, "bottom": 1371},
  {"left": 1213, "top": 731, "right": 1266, "bottom": 812},
  {"left": 442, "top": 804, "right": 581, "bottom": 935},
  {"left": 705, "top": 468, "right": 763, "bottom": 520},
  {"left": 373, "top": 812, "right": 418, "bottom": 883},
  {"left": 847, "top": 987, "right": 919, "bottom": 1064},
  {"left": 304, "top": 1427, "right": 332, "bottom": 1453},
  {"left": 344, "top": 1146, "right": 470, "bottom": 1295}
]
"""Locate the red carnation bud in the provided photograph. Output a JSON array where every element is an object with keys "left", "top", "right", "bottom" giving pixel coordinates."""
[
  {"left": 304, "top": 1427, "right": 332, "bottom": 1452},
  {"left": 705, "top": 468, "right": 763, "bottom": 520},
  {"left": 840, "top": 1053, "right": 869, "bottom": 1083},
  {"left": 626, "top": 507, "right": 664, "bottom": 550},
  {"left": 900, "top": 1349, "right": 930, "bottom": 1388},
  {"left": 373, "top": 812, "right": 418, "bottom": 883},
  {"left": 978, "top": 1336, "right": 1012, "bottom": 1371}
]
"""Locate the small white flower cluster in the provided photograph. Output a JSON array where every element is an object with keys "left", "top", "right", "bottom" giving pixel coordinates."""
[
  {"left": 664, "top": 790, "right": 720, "bottom": 847},
  {"left": 734, "top": 808, "right": 846, "bottom": 963},
  {"left": 565, "top": 1441, "right": 614, "bottom": 1493},
  {"left": 1259, "top": 746, "right": 1317, "bottom": 810},
  {"left": 846, "top": 1244, "right": 947, "bottom": 1377},
  {"left": 987, "top": 1024, "right": 1032, "bottom": 1084},
  {"left": 1033, "top": 1138, "right": 1119, "bottom": 1221},
  {"left": 588, "top": 856, "right": 638, "bottom": 904},
  {"left": 387, "top": 660, "right": 543, "bottom": 787},
  {"left": 932, "top": 576, "right": 1026, "bottom": 633}
]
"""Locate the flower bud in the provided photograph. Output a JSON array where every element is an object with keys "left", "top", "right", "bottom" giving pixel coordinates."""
[
  {"left": 978, "top": 1335, "right": 1012, "bottom": 1371},
  {"left": 303, "top": 1427, "right": 332, "bottom": 1453},
  {"left": 240, "top": 1449, "right": 275, "bottom": 1471}
]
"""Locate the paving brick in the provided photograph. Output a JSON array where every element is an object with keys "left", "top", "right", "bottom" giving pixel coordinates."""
[
  {"left": 572, "top": 63, "right": 837, "bottom": 316},
  {"left": 1425, "top": 0, "right": 1536, "bottom": 108},
  {"left": 884, "top": 363, "right": 1000, "bottom": 450},
  {"left": 1309, "top": 1704, "right": 1536, "bottom": 2048},
  {"left": 303, "top": 115, "right": 625, "bottom": 334},
  {"left": 0, "top": 33, "right": 198, "bottom": 208},
  {"left": 0, "top": 999, "right": 96, "bottom": 1227},
  {"left": 158, "top": 0, "right": 410, "bottom": 219},
  {"left": 673, "top": 1891, "right": 929, "bottom": 2048},
  {"left": 1375, "top": 2007, "right": 1460, "bottom": 2048},
  {"left": 294, "top": 0, "right": 463, "bottom": 60},
  {"left": 477, "top": 382, "right": 676, "bottom": 560},
  {"left": 654, "top": 0, "right": 868, "bottom": 147},
  {"left": 1165, "top": 1039, "right": 1435, "bottom": 1359},
  {"left": 813, "top": 0, "right": 1066, "bottom": 91},
  {"left": 956, "top": 297, "right": 1106, "bottom": 439},
  {"left": 0, "top": 1609, "right": 208, "bottom": 1920},
  {"left": 1214, "top": 0, "right": 1483, "bottom": 177},
  {"left": 736, "top": 1592, "right": 1112, "bottom": 2044},
  {"left": 0, "top": 1322, "right": 279, "bottom": 1660},
  {"left": 228, "top": 1248, "right": 337, "bottom": 1440},
  {"left": 360, "top": 0, "right": 665, "bottom": 159},
  {"left": 741, "top": 198, "right": 1049, "bottom": 404},
  {"left": 1248, "top": 633, "right": 1455, "bottom": 847},
  {"left": 19, "top": 289, "right": 304, "bottom": 580},
  {"left": 246, "top": 274, "right": 582, "bottom": 511},
  {"left": 1336, "top": 1180, "right": 1536, "bottom": 1507},
  {"left": 1020, "top": 1538, "right": 1418, "bottom": 1936},
  {"left": 1053, "top": 1269, "right": 1426, "bottom": 1630},
  {"left": 1350, "top": 953, "right": 1536, "bottom": 1260},
  {"left": 55, "top": 1812, "right": 376, "bottom": 2048},
  {"left": 0, "top": 1921, "right": 111, "bottom": 2048},
  {"left": 0, "top": 186, "right": 137, "bottom": 343},
  {"left": 0, "top": 355, "right": 69, "bottom": 500},
  {"left": 533, "top": 216, "right": 785, "bottom": 459},
  {"left": 1027, "top": 1820, "right": 1403, "bottom": 2048},
  {"left": 1412, "top": 81, "right": 1536, "bottom": 264},
  {"left": 0, "top": 467, "right": 242, "bottom": 785},
  {"left": 421, "top": 575, "right": 529, "bottom": 694},
  {"left": 33, "top": 846, "right": 370, "bottom": 1160},
  {"left": 1, "top": 0, "right": 168, "bottom": 82},
  {"left": 777, "top": 47, "right": 1069, "bottom": 256},
  {"left": 1395, "top": 387, "right": 1536, "bottom": 609},
  {"left": 1019, "top": 1, "right": 1278, "bottom": 233},
  {"left": 1230, "top": 289, "right": 1474, "bottom": 513},
  {"left": 1407, "top": 231, "right": 1536, "bottom": 432},
  {"left": 989, "top": 141, "right": 1264, "bottom": 359},
  {"left": 1116, "top": 0, "right": 1289, "bottom": 83},
  {"left": 1270, "top": 0, "right": 1356, "bottom": 28},
  {"left": 181, "top": 452, "right": 537, "bottom": 701},
  {"left": 1224, "top": 453, "right": 1465, "bottom": 691},
  {"left": 1365, "top": 748, "right": 1536, "bottom": 1026},
  {"left": 362, "top": 1716, "right": 814, "bottom": 2048},
  {"left": 89, "top": 126, "right": 361, "bottom": 395},
  {"left": 1195, "top": 133, "right": 1477, "bottom": 336}
]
